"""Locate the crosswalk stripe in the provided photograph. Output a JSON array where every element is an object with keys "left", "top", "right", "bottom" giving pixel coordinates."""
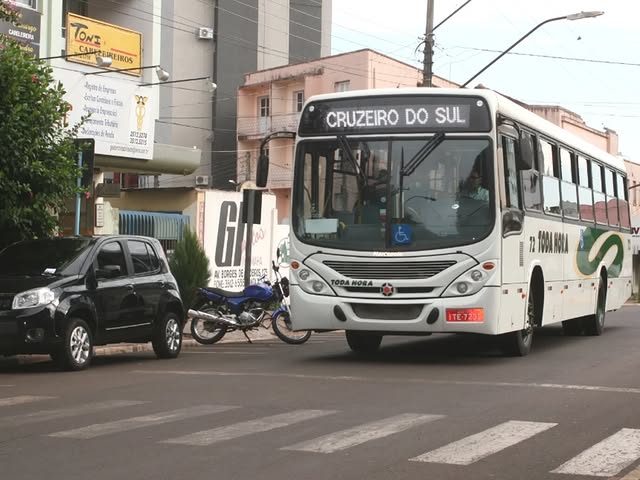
[
  {"left": 410, "top": 420, "right": 557, "bottom": 465},
  {"left": 48, "top": 405, "right": 236, "bottom": 439},
  {"left": 163, "top": 409, "right": 336, "bottom": 446},
  {"left": 282, "top": 413, "right": 444, "bottom": 453},
  {"left": 0, "top": 395, "right": 55, "bottom": 407},
  {"left": 0, "top": 400, "right": 146, "bottom": 428},
  {"left": 551, "top": 428, "right": 640, "bottom": 477}
]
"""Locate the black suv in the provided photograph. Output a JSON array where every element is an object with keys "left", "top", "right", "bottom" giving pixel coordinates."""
[{"left": 0, "top": 235, "right": 184, "bottom": 370}]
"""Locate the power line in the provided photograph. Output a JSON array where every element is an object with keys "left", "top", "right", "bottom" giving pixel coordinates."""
[{"left": 448, "top": 45, "right": 640, "bottom": 67}]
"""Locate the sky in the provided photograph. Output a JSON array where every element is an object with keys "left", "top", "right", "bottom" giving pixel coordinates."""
[{"left": 331, "top": 0, "right": 640, "bottom": 161}]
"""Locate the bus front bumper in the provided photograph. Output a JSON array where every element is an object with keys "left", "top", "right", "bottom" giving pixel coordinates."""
[{"left": 290, "top": 286, "right": 507, "bottom": 336}]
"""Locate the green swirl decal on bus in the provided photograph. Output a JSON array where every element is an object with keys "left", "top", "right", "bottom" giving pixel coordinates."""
[{"left": 576, "top": 228, "right": 623, "bottom": 278}]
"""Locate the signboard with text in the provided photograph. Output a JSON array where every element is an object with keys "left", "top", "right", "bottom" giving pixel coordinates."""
[
  {"left": 0, "top": 5, "right": 41, "bottom": 56},
  {"left": 202, "top": 191, "right": 279, "bottom": 290},
  {"left": 56, "top": 70, "right": 155, "bottom": 160},
  {"left": 298, "top": 94, "right": 492, "bottom": 136},
  {"left": 66, "top": 13, "right": 142, "bottom": 75}
]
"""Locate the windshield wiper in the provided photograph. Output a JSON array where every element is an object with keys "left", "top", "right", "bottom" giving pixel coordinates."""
[
  {"left": 400, "top": 132, "right": 445, "bottom": 177},
  {"left": 337, "top": 135, "right": 366, "bottom": 185}
]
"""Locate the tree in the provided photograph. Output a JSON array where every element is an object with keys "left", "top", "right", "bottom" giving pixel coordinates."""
[
  {"left": 0, "top": 1, "right": 83, "bottom": 250},
  {"left": 169, "top": 227, "right": 211, "bottom": 309}
]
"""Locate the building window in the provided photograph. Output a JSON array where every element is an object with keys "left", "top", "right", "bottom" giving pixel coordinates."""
[
  {"left": 15, "top": 0, "right": 37, "bottom": 8},
  {"left": 335, "top": 81, "right": 350, "bottom": 92},
  {"left": 259, "top": 96, "right": 270, "bottom": 117},
  {"left": 294, "top": 91, "right": 304, "bottom": 112}
]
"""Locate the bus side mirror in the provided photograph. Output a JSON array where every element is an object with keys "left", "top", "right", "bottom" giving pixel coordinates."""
[
  {"left": 256, "top": 153, "right": 269, "bottom": 188},
  {"left": 518, "top": 132, "right": 534, "bottom": 170}
]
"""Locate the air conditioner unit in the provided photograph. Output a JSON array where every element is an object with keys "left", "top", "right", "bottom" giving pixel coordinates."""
[
  {"left": 195, "top": 175, "right": 209, "bottom": 187},
  {"left": 196, "top": 27, "right": 214, "bottom": 40}
]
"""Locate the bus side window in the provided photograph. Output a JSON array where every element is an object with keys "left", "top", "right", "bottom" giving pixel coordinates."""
[
  {"left": 540, "top": 138, "right": 561, "bottom": 216},
  {"left": 520, "top": 131, "right": 542, "bottom": 211},
  {"left": 501, "top": 135, "right": 520, "bottom": 209}
]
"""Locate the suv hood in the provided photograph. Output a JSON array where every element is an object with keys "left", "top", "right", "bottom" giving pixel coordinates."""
[{"left": 0, "top": 275, "right": 76, "bottom": 294}]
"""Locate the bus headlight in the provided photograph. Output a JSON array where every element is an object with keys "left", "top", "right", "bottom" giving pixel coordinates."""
[
  {"left": 292, "top": 267, "right": 335, "bottom": 296},
  {"left": 443, "top": 262, "right": 496, "bottom": 297}
]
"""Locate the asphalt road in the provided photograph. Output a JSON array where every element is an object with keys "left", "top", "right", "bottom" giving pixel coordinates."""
[{"left": 2, "top": 306, "right": 640, "bottom": 480}]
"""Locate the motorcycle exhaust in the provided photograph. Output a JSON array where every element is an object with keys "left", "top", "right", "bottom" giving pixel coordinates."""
[{"left": 187, "top": 308, "right": 241, "bottom": 327}]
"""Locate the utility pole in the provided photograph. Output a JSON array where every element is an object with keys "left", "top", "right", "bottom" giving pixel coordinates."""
[{"left": 422, "top": 0, "right": 435, "bottom": 87}]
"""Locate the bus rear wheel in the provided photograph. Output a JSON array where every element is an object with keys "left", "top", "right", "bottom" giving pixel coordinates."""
[
  {"left": 583, "top": 275, "right": 606, "bottom": 336},
  {"left": 346, "top": 331, "right": 382, "bottom": 355}
]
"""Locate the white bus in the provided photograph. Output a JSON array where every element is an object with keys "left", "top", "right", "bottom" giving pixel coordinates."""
[{"left": 257, "top": 87, "right": 632, "bottom": 356}]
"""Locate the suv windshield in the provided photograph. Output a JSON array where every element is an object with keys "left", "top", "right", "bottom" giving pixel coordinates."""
[
  {"left": 0, "top": 238, "right": 93, "bottom": 276},
  {"left": 292, "top": 137, "right": 494, "bottom": 251}
]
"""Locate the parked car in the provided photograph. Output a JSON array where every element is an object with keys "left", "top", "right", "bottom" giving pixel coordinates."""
[{"left": 0, "top": 235, "right": 184, "bottom": 370}]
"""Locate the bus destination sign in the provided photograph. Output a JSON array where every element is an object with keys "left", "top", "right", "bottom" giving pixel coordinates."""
[{"left": 299, "top": 95, "right": 491, "bottom": 136}]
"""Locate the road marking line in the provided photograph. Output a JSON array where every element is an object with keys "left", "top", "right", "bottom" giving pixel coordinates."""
[
  {"left": 410, "top": 420, "right": 557, "bottom": 465},
  {"left": 282, "top": 413, "right": 444, "bottom": 453},
  {"left": 0, "top": 395, "right": 55, "bottom": 407},
  {"left": 552, "top": 428, "right": 640, "bottom": 477},
  {"left": 48, "top": 405, "right": 236, "bottom": 439},
  {"left": 134, "top": 370, "right": 640, "bottom": 395},
  {"left": 0, "top": 400, "right": 146, "bottom": 428},
  {"left": 163, "top": 409, "right": 336, "bottom": 446}
]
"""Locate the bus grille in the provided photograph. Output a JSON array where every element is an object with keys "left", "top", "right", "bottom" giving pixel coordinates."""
[
  {"left": 323, "top": 260, "right": 456, "bottom": 279},
  {"left": 352, "top": 304, "right": 423, "bottom": 320}
]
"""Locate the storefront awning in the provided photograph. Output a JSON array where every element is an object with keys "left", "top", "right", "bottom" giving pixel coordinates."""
[{"left": 96, "top": 143, "right": 201, "bottom": 175}]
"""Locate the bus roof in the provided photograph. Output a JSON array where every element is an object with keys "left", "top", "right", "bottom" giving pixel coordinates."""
[{"left": 304, "top": 87, "right": 625, "bottom": 173}]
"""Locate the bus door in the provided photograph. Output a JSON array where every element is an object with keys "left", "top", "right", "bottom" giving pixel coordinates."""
[
  {"left": 499, "top": 126, "right": 526, "bottom": 286},
  {"left": 498, "top": 126, "right": 527, "bottom": 331}
]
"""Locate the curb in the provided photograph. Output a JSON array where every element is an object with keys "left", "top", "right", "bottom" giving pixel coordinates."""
[
  {"left": 94, "top": 328, "right": 277, "bottom": 356},
  {"left": 9, "top": 329, "right": 278, "bottom": 365}
]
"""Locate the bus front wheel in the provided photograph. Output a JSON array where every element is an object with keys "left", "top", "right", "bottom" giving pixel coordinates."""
[
  {"left": 346, "top": 331, "right": 382, "bottom": 354},
  {"left": 501, "top": 287, "right": 536, "bottom": 357}
]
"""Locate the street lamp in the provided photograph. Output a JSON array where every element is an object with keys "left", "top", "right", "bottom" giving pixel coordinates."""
[
  {"left": 38, "top": 51, "right": 113, "bottom": 68},
  {"left": 460, "top": 11, "right": 604, "bottom": 88},
  {"left": 84, "top": 64, "right": 170, "bottom": 81},
  {"left": 139, "top": 75, "right": 216, "bottom": 93}
]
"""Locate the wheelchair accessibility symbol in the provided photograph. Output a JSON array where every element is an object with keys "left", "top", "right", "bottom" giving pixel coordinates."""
[{"left": 392, "top": 224, "right": 412, "bottom": 245}]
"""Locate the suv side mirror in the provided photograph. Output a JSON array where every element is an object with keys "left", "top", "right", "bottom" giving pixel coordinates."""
[{"left": 96, "top": 265, "right": 121, "bottom": 279}]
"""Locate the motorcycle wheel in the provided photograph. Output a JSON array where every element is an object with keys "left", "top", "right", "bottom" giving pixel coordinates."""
[
  {"left": 272, "top": 311, "right": 311, "bottom": 345},
  {"left": 190, "top": 305, "right": 228, "bottom": 345}
]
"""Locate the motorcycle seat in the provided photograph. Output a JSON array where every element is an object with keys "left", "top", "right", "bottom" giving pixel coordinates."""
[{"left": 202, "top": 287, "right": 246, "bottom": 297}]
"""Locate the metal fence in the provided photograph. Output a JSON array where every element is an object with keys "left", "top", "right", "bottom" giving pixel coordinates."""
[{"left": 119, "top": 210, "right": 190, "bottom": 254}]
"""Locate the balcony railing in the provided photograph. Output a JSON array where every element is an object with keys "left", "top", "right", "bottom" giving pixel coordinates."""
[{"left": 237, "top": 112, "right": 300, "bottom": 137}]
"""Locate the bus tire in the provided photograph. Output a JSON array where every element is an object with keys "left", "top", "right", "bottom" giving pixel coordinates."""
[
  {"left": 501, "top": 284, "right": 536, "bottom": 357},
  {"left": 583, "top": 274, "right": 606, "bottom": 336},
  {"left": 346, "top": 331, "right": 382, "bottom": 354}
]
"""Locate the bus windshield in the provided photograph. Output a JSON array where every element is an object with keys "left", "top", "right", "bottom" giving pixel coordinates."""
[{"left": 292, "top": 137, "right": 494, "bottom": 251}]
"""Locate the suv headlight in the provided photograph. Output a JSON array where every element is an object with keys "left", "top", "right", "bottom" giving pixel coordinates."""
[
  {"left": 291, "top": 266, "right": 335, "bottom": 296},
  {"left": 12, "top": 287, "right": 60, "bottom": 310},
  {"left": 443, "top": 261, "right": 497, "bottom": 297}
]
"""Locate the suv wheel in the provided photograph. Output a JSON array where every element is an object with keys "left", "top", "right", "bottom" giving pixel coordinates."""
[
  {"left": 152, "top": 312, "right": 182, "bottom": 359},
  {"left": 53, "top": 318, "right": 93, "bottom": 371}
]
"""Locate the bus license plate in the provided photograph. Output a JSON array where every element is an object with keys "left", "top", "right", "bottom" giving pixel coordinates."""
[{"left": 446, "top": 308, "right": 484, "bottom": 322}]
